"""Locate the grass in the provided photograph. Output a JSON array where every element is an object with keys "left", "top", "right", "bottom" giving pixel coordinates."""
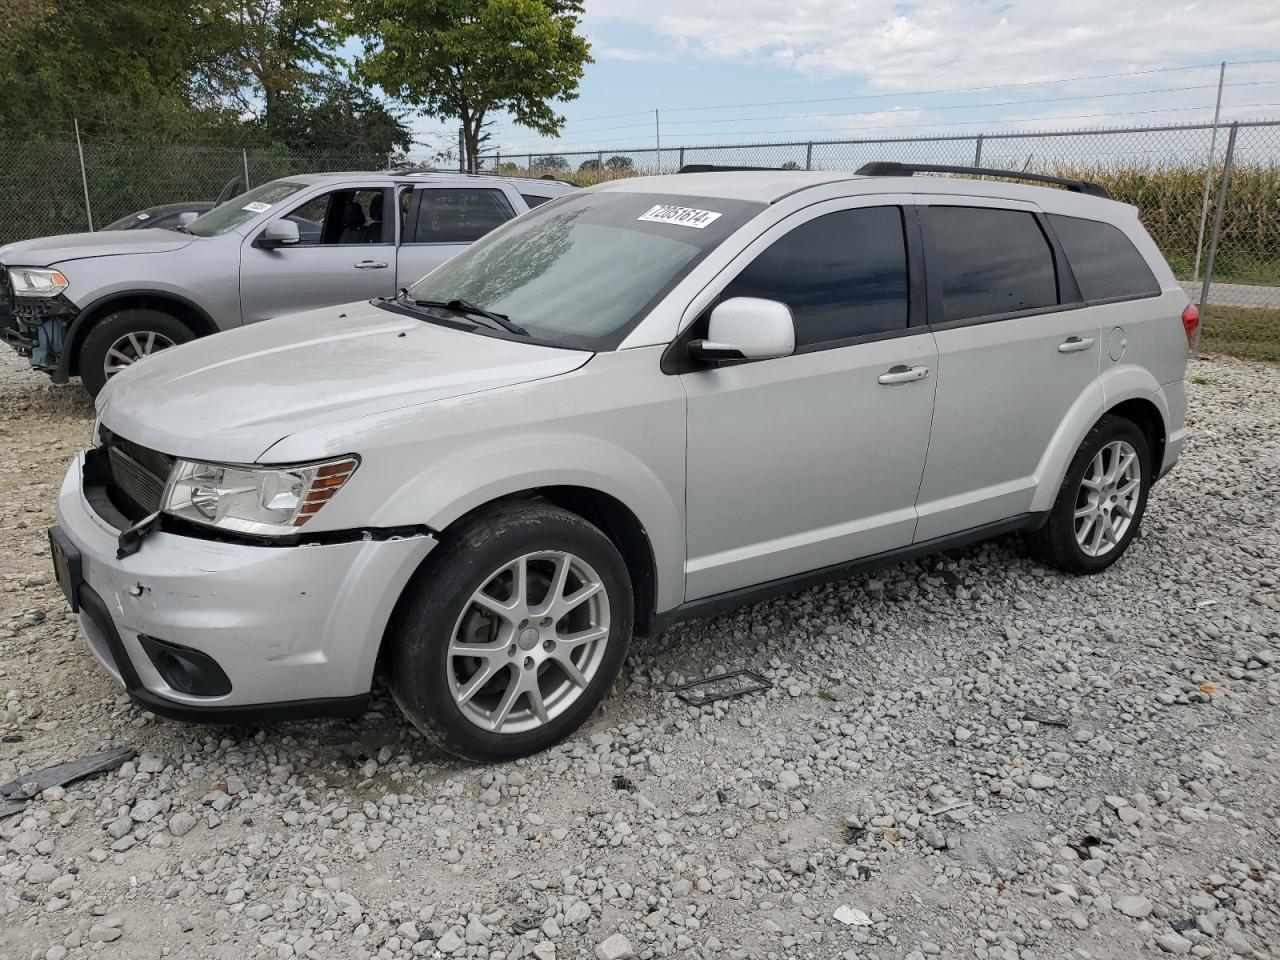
[{"left": 1199, "top": 305, "right": 1280, "bottom": 362}]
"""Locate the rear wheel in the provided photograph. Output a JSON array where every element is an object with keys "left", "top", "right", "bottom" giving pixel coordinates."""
[
  {"left": 390, "top": 502, "right": 633, "bottom": 761},
  {"left": 79, "top": 309, "right": 193, "bottom": 397},
  {"left": 1026, "top": 415, "right": 1151, "bottom": 574}
]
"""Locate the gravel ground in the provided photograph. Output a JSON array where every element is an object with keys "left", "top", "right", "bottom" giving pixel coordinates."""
[{"left": 1, "top": 350, "right": 1278, "bottom": 960}]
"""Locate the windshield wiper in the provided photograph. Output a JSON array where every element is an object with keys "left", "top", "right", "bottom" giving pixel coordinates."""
[{"left": 413, "top": 297, "right": 529, "bottom": 337}]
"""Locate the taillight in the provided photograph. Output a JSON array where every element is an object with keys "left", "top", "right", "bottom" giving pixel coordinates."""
[{"left": 1181, "top": 303, "right": 1200, "bottom": 347}]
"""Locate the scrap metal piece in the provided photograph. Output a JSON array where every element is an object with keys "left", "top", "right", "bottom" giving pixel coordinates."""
[
  {"left": 1021, "top": 710, "right": 1070, "bottom": 728},
  {"left": 927, "top": 800, "right": 972, "bottom": 817},
  {"left": 0, "top": 799, "right": 27, "bottom": 820},
  {"left": 672, "top": 670, "right": 771, "bottom": 707},
  {"left": 0, "top": 746, "right": 136, "bottom": 800}
]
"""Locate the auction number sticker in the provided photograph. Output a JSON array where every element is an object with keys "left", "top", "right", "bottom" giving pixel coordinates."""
[
  {"left": 637, "top": 204, "right": 722, "bottom": 229},
  {"left": 242, "top": 201, "right": 273, "bottom": 213}
]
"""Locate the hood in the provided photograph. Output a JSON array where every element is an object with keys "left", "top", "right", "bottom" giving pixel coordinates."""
[
  {"left": 0, "top": 228, "right": 194, "bottom": 266},
  {"left": 96, "top": 301, "right": 592, "bottom": 463}
]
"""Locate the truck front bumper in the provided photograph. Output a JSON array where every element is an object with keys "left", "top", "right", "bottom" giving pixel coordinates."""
[{"left": 53, "top": 454, "right": 436, "bottom": 722}]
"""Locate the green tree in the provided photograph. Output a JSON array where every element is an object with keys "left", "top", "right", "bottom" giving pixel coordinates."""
[
  {"left": 353, "top": 0, "right": 591, "bottom": 172},
  {"left": 193, "top": 0, "right": 347, "bottom": 121},
  {"left": 605, "top": 155, "right": 634, "bottom": 173},
  {"left": 260, "top": 76, "right": 412, "bottom": 156},
  {"left": 578, "top": 157, "right": 600, "bottom": 174},
  {"left": 534, "top": 154, "right": 569, "bottom": 172},
  {"left": 0, "top": 0, "right": 231, "bottom": 139}
]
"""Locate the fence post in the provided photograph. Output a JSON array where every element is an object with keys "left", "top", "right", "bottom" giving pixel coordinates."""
[
  {"left": 73, "top": 119, "right": 93, "bottom": 231},
  {"left": 1197, "top": 121, "right": 1238, "bottom": 355},
  {"left": 678, "top": 147, "right": 685, "bottom": 172},
  {"left": 1192, "top": 61, "right": 1228, "bottom": 283},
  {"left": 654, "top": 109, "right": 661, "bottom": 175},
  {"left": 527, "top": 154, "right": 533, "bottom": 174},
  {"left": 242, "top": 149, "right": 251, "bottom": 190},
  {"left": 973, "top": 135, "right": 984, "bottom": 167}
]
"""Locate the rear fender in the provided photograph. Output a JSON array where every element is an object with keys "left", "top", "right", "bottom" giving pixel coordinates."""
[{"left": 1030, "top": 364, "right": 1167, "bottom": 512}]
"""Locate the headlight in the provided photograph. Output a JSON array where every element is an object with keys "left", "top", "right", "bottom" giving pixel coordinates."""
[
  {"left": 8, "top": 267, "right": 69, "bottom": 298},
  {"left": 162, "top": 456, "right": 359, "bottom": 536}
]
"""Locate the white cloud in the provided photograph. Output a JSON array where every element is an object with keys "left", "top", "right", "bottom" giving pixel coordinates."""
[{"left": 586, "top": 0, "right": 1280, "bottom": 91}]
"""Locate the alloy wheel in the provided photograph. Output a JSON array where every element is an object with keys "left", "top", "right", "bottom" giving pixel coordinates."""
[
  {"left": 103, "top": 330, "right": 176, "bottom": 378},
  {"left": 447, "top": 550, "right": 611, "bottom": 734},
  {"left": 1073, "top": 439, "right": 1141, "bottom": 557}
]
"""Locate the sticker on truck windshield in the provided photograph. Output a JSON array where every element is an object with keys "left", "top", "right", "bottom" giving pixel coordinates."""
[
  {"left": 242, "top": 201, "right": 272, "bottom": 213},
  {"left": 637, "top": 204, "right": 722, "bottom": 229}
]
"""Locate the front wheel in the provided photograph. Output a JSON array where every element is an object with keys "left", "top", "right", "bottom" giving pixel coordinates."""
[
  {"left": 390, "top": 502, "right": 633, "bottom": 762},
  {"left": 78, "top": 308, "right": 193, "bottom": 397},
  {"left": 1026, "top": 415, "right": 1151, "bottom": 574}
]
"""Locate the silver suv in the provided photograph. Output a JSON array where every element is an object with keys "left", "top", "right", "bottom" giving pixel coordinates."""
[
  {"left": 0, "top": 171, "right": 575, "bottom": 396},
  {"left": 48, "top": 164, "right": 1194, "bottom": 760}
]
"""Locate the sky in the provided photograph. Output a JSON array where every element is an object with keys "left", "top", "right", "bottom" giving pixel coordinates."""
[{"left": 404, "top": 0, "right": 1280, "bottom": 162}]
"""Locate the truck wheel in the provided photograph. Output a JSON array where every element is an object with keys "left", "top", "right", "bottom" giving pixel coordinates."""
[
  {"left": 79, "top": 309, "right": 193, "bottom": 397},
  {"left": 390, "top": 502, "right": 633, "bottom": 762},
  {"left": 1025, "top": 415, "right": 1151, "bottom": 574}
]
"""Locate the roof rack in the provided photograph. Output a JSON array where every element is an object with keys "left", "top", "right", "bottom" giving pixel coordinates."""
[
  {"left": 855, "top": 162, "right": 1111, "bottom": 199},
  {"left": 678, "top": 164, "right": 784, "bottom": 173},
  {"left": 387, "top": 166, "right": 576, "bottom": 186}
]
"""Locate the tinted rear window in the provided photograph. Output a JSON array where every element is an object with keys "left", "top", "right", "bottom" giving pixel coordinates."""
[
  {"left": 521, "top": 194, "right": 554, "bottom": 208},
  {"left": 928, "top": 207, "right": 1058, "bottom": 322},
  {"left": 411, "top": 188, "right": 515, "bottom": 243},
  {"left": 1048, "top": 214, "right": 1160, "bottom": 301}
]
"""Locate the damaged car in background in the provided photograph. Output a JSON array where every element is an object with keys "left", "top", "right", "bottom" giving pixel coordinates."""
[{"left": 0, "top": 170, "right": 574, "bottom": 396}]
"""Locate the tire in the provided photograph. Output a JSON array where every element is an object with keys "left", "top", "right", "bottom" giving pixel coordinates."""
[
  {"left": 1026, "top": 415, "right": 1151, "bottom": 574},
  {"left": 78, "top": 309, "right": 194, "bottom": 398},
  {"left": 390, "top": 501, "right": 634, "bottom": 762}
]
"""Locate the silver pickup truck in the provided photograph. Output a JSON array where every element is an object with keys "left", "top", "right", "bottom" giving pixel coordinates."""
[{"left": 0, "top": 171, "right": 575, "bottom": 396}]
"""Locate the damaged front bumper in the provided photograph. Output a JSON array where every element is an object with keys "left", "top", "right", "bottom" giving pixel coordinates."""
[
  {"left": 0, "top": 291, "right": 77, "bottom": 378},
  {"left": 52, "top": 453, "right": 437, "bottom": 722}
]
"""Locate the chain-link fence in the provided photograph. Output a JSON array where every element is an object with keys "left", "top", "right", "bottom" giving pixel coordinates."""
[
  {"left": 0, "top": 138, "right": 395, "bottom": 243},
  {"left": 481, "top": 120, "right": 1280, "bottom": 362},
  {"left": 0, "top": 122, "right": 1275, "bottom": 361}
]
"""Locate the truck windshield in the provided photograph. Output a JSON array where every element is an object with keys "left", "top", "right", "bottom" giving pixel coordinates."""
[
  {"left": 405, "top": 191, "right": 765, "bottom": 350},
  {"left": 185, "top": 181, "right": 309, "bottom": 238}
]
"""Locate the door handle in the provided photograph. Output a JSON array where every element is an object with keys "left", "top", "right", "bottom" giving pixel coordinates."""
[
  {"left": 877, "top": 365, "right": 930, "bottom": 385},
  {"left": 354, "top": 260, "right": 388, "bottom": 269},
  {"left": 1058, "top": 336, "right": 1095, "bottom": 353}
]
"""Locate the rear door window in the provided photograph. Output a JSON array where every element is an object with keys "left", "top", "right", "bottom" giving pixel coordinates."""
[
  {"left": 521, "top": 193, "right": 554, "bottom": 209},
  {"left": 1048, "top": 214, "right": 1160, "bottom": 301},
  {"left": 411, "top": 188, "right": 516, "bottom": 243},
  {"left": 720, "top": 206, "right": 910, "bottom": 347},
  {"left": 927, "top": 206, "right": 1058, "bottom": 322}
]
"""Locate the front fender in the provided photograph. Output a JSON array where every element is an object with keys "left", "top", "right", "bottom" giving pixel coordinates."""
[
  {"left": 369, "top": 431, "right": 687, "bottom": 613},
  {"left": 55, "top": 287, "right": 220, "bottom": 381},
  {"left": 1030, "top": 364, "right": 1168, "bottom": 512}
]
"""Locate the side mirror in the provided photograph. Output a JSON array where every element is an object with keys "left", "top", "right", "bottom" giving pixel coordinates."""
[
  {"left": 177, "top": 211, "right": 199, "bottom": 228},
  {"left": 258, "top": 219, "right": 300, "bottom": 249},
  {"left": 689, "top": 297, "right": 795, "bottom": 363}
]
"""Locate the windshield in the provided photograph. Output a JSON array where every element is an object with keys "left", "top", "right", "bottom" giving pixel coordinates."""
[
  {"left": 102, "top": 211, "right": 153, "bottom": 231},
  {"left": 406, "top": 190, "right": 764, "bottom": 350},
  {"left": 185, "top": 181, "right": 309, "bottom": 237}
]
